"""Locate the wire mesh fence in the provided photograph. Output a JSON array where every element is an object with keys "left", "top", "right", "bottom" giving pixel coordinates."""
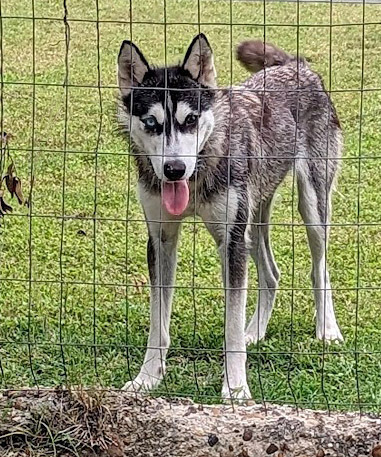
[{"left": 0, "top": 0, "right": 380, "bottom": 414}]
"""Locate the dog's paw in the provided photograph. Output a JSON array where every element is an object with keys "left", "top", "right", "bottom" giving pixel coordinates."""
[
  {"left": 244, "top": 332, "right": 260, "bottom": 346},
  {"left": 244, "top": 328, "right": 266, "bottom": 346},
  {"left": 244, "top": 321, "right": 267, "bottom": 346},
  {"left": 122, "top": 372, "right": 162, "bottom": 393},
  {"left": 222, "top": 383, "right": 252, "bottom": 404},
  {"left": 316, "top": 322, "right": 344, "bottom": 343}
]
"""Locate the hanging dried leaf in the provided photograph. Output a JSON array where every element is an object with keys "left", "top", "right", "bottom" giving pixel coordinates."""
[
  {"left": 0, "top": 131, "right": 9, "bottom": 150},
  {"left": 4, "top": 174, "right": 14, "bottom": 195},
  {"left": 0, "top": 132, "right": 25, "bottom": 216},
  {"left": 3, "top": 162, "right": 15, "bottom": 194},
  {"left": 0, "top": 198, "right": 13, "bottom": 215},
  {"left": 7, "top": 162, "right": 15, "bottom": 176},
  {"left": 14, "top": 177, "right": 24, "bottom": 205},
  {"left": 0, "top": 190, "right": 13, "bottom": 216}
]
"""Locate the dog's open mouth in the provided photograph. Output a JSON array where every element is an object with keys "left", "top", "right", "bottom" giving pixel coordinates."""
[{"left": 162, "top": 180, "right": 189, "bottom": 216}]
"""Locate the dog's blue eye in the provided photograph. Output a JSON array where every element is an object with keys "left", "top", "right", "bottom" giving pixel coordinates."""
[
  {"left": 142, "top": 116, "right": 157, "bottom": 129},
  {"left": 185, "top": 114, "right": 198, "bottom": 126}
]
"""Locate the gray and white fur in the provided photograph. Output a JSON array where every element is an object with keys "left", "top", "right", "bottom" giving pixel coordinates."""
[{"left": 117, "top": 35, "right": 343, "bottom": 401}]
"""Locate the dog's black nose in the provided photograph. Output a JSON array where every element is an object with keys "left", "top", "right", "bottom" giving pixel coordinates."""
[{"left": 164, "top": 160, "right": 186, "bottom": 181}]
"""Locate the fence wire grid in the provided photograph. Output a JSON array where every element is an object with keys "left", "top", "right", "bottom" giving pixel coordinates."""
[{"left": 0, "top": 0, "right": 380, "bottom": 413}]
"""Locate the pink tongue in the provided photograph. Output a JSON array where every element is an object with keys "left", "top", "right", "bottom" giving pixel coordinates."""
[{"left": 162, "top": 180, "right": 190, "bottom": 216}]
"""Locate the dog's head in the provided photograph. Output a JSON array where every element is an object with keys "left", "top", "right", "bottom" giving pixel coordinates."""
[{"left": 117, "top": 34, "right": 216, "bottom": 216}]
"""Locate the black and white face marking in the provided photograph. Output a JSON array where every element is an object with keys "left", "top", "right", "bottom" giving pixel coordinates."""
[
  {"left": 117, "top": 34, "right": 216, "bottom": 182},
  {"left": 129, "top": 95, "right": 214, "bottom": 181}
]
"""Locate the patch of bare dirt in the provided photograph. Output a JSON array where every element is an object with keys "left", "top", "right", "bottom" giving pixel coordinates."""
[{"left": 0, "top": 388, "right": 380, "bottom": 456}]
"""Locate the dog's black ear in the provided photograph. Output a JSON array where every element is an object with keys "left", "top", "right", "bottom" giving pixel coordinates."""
[
  {"left": 118, "top": 41, "right": 150, "bottom": 96},
  {"left": 182, "top": 34, "right": 216, "bottom": 87}
]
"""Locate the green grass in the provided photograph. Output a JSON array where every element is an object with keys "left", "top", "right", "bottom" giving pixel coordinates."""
[{"left": 1, "top": 0, "right": 381, "bottom": 411}]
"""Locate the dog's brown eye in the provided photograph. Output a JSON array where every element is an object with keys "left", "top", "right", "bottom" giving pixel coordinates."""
[{"left": 185, "top": 113, "right": 198, "bottom": 126}]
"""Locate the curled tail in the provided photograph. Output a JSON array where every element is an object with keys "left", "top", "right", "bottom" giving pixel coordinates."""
[{"left": 236, "top": 40, "right": 306, "bottom": 73}]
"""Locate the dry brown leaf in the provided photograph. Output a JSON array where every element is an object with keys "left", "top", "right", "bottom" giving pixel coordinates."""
[
  {"left": 14, "top": 177, "right": 24, "bottom": 204},
  {"left": 0, "top": 194, "right": 13, "bottom": 216},
  {"left": 4, "top": 173, "right": 14, "bottom": 194},
  {"left": 0, "top": 131, "right": 10, "bottom": 150},
  {"left": 7, "top": 162, "right": 15, "bottom": 176}
]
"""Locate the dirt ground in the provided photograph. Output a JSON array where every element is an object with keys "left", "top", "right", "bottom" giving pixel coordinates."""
[{"left": 1, "top": 388, "right": 381, "bottom": 456}]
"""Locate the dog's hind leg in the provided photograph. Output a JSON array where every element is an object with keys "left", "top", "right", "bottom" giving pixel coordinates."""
[
  {"left": 123, "top": 185, "right": 181, "bottom": 392},
  {"left": 296, "top": 161, "right": 343, "bottom": 342},
  {"left": 245, "top": 197, "right": 280, "bottom": 345}
]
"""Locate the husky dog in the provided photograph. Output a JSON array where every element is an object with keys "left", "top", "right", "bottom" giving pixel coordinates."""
[{"left": 117, "top": 34, "right": 343, "bottom": 400}]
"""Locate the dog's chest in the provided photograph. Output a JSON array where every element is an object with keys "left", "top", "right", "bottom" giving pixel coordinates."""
[{"left": 182, "top": 186, "right": 240, "bottom": 224}]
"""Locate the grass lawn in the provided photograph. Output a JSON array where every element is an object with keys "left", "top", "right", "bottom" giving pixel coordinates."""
[{"left": 1, "top": 0, "right": 381, "bottom": 411}]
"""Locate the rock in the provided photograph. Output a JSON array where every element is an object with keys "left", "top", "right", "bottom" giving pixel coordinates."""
[
  {"left": 208, "top": 434, "right": 219, "bottom": 447},
  {"left": 243, "top": 428, "right": 253, "bottom": 441},
  {"left": 266, "top": 444, "right": 279, "bottom": 454},
  {"left": 185, "top": 406, "right": 198, "bottom": 416}
]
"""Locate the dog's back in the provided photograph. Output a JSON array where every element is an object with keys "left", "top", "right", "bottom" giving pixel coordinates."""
[
  {"left": 221, "top": 40, "right": 343, "bottom": 211},
  {"left": 236, "top": 40, "right": 341, "bottom": 155}
]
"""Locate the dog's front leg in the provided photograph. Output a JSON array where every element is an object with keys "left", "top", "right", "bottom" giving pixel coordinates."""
[
  {"left": 124, "top": 188, "right": 180, "bottom": 393},
  {"left": 220, "top": 232, "right": 251, "bottom": 402},
  {"left": 204, "top": 192, "right": 252, "bottom": 402}
]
